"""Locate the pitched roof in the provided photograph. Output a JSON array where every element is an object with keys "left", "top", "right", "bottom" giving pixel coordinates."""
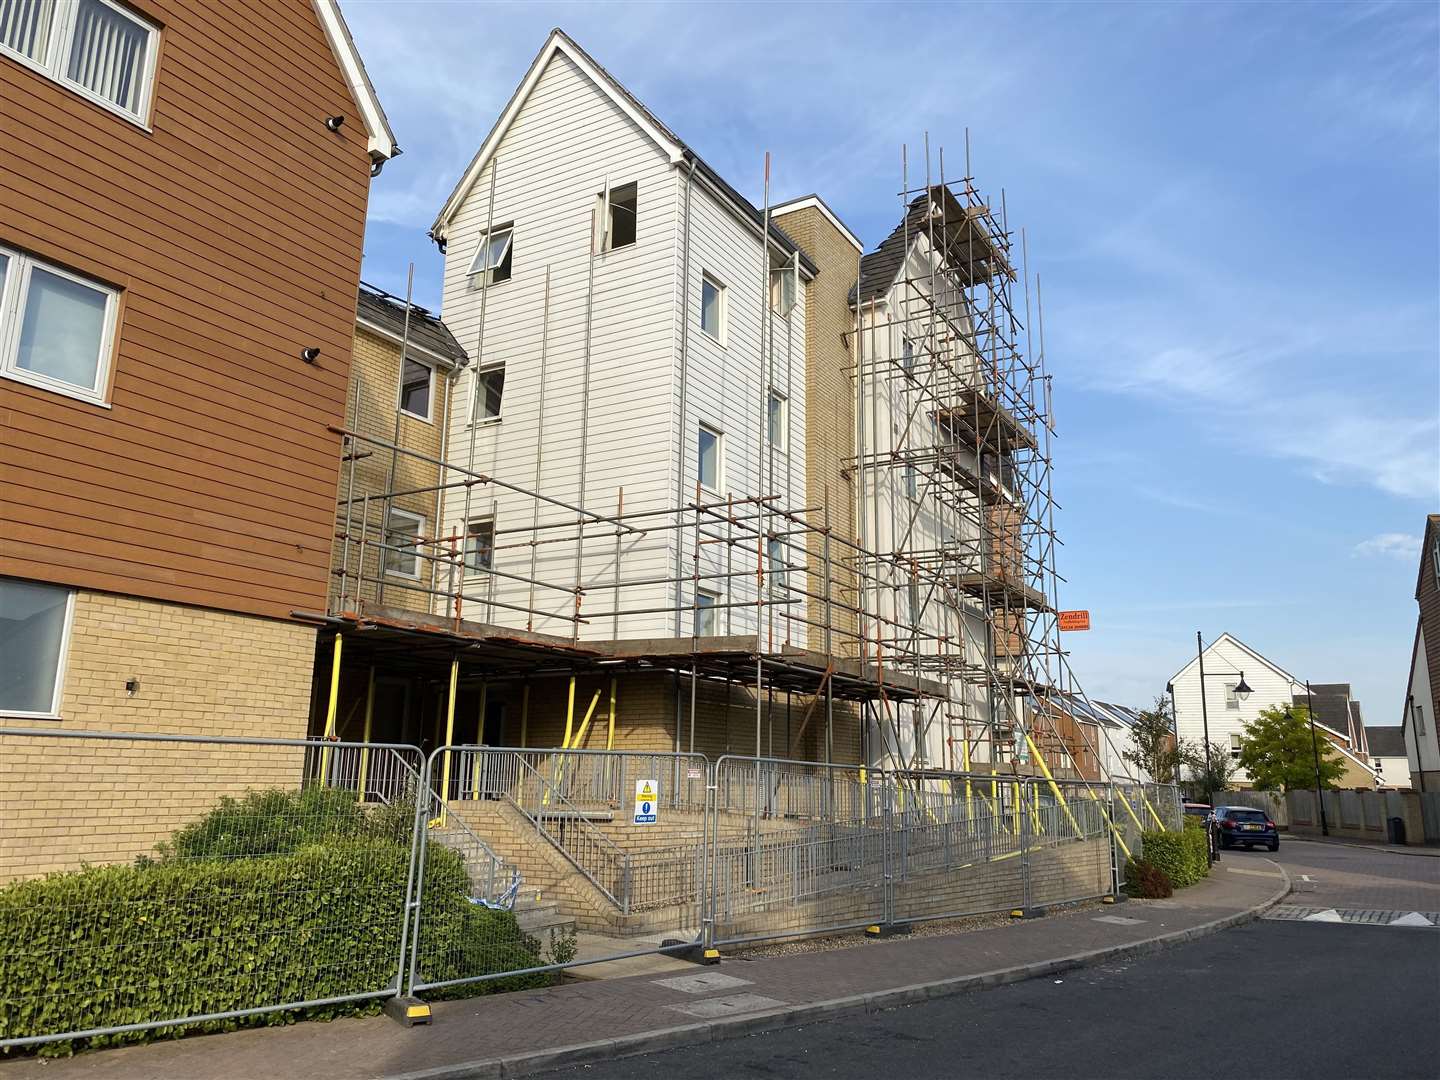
[
  {"left": 313, "top": 1, "right": 398, "bottom": 164},
  {"left": 771, "top": 194, "right": 863, "bottom": 252},
  {"left": 430, "top": 29, "right": 815, "bottom": 275},
  {"left": 851, "top": 185, "right": 1011, "bottom": 307},
  {"left": 1167, "top": 631, "right": 1304, "bottom": 690},
  {"left": 356, "top": 283, "right": 467, "bottom": 366},
  {"left": 1366, "top": 726, "right": 1407, "bottom": 758},
  {"left": 1291, "top": 684, "right": 1358, "bottom": 746}
]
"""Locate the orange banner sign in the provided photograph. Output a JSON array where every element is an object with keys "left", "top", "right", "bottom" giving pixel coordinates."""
[{"left": 1058, "top": 610, "right": 1091, "bottom": 632}]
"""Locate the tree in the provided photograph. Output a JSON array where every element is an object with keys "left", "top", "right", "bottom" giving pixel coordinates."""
[
  {"left": 1178, "top": 738, "right": 1238, "bottom": 801},
  {"left": 1122, "top": 696, "right": 1184, "bottom": 783},
  {"left": 1236, "top": 705, "right": 1347, "bottom": 794}
]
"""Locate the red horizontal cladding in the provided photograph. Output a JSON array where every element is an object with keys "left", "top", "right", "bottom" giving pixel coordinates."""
[{"left": 0, "top": 0, "right": 371, "bottom": 619}]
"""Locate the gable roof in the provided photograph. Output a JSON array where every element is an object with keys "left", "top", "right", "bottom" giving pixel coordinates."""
[
  {"left": 772, "top": 194, "right": 864, "bottom": 252},
  {"left": 429, "top": 29, "right": 814, "bottom": 274},
  {"left": 1417, "top": 514, "right": 1440, "bottom": 600},
  {"left": 356, "top": 282, "right": 467, "bottom": 367},
  {"left": 313, "top": 1, "right": 398, "bottom": 164},
  {"left": 851, "top": 185, "right": 1011, "bottom": 307},
  {"left": 1167, "top": 631, "right": 1304, "bottom": 691},
  {"left": 1367, "top": 726, "right": 1407, "bottom": 758}
]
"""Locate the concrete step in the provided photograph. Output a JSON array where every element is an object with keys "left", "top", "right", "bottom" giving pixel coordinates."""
[{"left": 516, "top": 905, "right": 577, "bottom": 936}]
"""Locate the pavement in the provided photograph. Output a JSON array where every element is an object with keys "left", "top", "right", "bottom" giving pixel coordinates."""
[{"left": 0, "top": 861, "right": 1288, "bottom": 1080}]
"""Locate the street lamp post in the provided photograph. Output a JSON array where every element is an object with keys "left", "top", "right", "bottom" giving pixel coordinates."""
[{"left": 1305, "top": 680, "right": 1330, "bottom": 836}]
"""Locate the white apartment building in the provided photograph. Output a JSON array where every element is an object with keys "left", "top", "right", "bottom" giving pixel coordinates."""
[{"left": 428, "top": 30, "right": 811, "bottom": 644}]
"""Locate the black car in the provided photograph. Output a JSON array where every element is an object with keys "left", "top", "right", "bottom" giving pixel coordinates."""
[{"left": 1214, "top": 806, "right": 1279, "bottom": 851}]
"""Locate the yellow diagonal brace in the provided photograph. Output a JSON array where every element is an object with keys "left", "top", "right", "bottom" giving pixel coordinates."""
[{"left": 1024, "top": 733, "right": 1086, "bottom": 841}]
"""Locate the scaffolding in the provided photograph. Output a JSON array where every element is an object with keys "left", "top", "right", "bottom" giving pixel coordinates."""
[{"left": 319, "top": 141, "right": 1144, "bottom": 794}]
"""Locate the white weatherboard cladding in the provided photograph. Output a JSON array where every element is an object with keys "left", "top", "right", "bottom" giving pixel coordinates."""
[
  {"left": 439, "top": 51, "right": 679, "bottom": 638},
  {"left": 437, "top": 49, "right": 806, "bottom": 642},
  {"left": 1405, "top": 624, "right": 1439, "bottom": 776},
  {"left": 1170, "top": 636, "right": 1305, "bottom": 786},
  {"left": 679, "top": 180, "right": 806, "bottom": 640}
]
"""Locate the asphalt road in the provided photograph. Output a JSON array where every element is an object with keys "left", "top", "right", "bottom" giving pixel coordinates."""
[{"left": 551, "top": 844, "right": 1440, "bottom": 1080}]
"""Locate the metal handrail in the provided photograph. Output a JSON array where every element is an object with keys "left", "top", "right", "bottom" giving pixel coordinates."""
[{"left": 506, "top": 752, "right": 632, "bottom": 913}]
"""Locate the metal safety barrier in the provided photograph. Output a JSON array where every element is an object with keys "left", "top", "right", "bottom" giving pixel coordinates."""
[{"left": 0, "top": 729, "right": 1183, "bottom": 1049}]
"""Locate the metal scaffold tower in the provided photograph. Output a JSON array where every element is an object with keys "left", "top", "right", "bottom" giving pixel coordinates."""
[{"left": 850, "top": 136, "right": 1120, "bottom": 784}]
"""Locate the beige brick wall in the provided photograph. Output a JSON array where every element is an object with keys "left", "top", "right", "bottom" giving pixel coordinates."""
[
  {"left": 331, "top": 326, "right": 454, "bottom": 615},
  {"left": 773, "top": 206, "right": 860, "bottom": 659},
  {"left": 0, "top": 590, "right": 318, "bottom": 880}
]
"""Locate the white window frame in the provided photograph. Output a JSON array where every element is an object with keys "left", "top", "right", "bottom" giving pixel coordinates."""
[
  {"left": 472, "top": 363, "right": 505, "bottom": 424},
  {"left": 382, "top": 507, "right": 425, "bottom": 580},
  {"left": 1229, "top": 733, "right": 1242, "bottom": 760},
  {"left": 0, "top": 243, "right": 120, "bottom": 407},
  {"left": 596, "top": 180, "right": 638, "bottom": 253},
  {"left": 1224, "top": 682, "right": 1239, "bottom": 709},
  {"left": 468, "top": 225, "right": 513, "bottom": 287},
  {"left": 700, "top": 272, "right": 726, "bottom": 343},
  {"left": 398, "top": 354, "right": 434, "bottom": 423},
  {"left": 0, "top": 0, "right": 160, "bottom": 128},
  {"left": 694, "top": 588, "right": 720, "bottom": 637},
  {"left": 767, "top": 389, "right": 788, "bottom": 454},
  {"left": 0, "top": 582, "right": 75, "bottom": 720},
  {"left": 697, "top": 422, "right": 723, "bottom": 494},
  {"left": 464, "top": 515, "right": 495, "bottom": 577}
]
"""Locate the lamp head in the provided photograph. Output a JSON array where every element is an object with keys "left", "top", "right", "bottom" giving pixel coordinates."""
[{"left": 1234, "top": 674, "right": 1253, "bottom": 702}]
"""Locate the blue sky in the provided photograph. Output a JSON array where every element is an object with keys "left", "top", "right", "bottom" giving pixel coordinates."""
[{"left": 346, "top": 1, "right": 1439, "bottom": 721}]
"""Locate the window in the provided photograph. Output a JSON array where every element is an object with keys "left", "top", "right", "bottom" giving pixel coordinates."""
[
  {"left": 383, "top": 508, "right": 424, "bottom": 579},
  {"left": 907, "top": 581, "right": 921, "bottom": 626},
  {"left": 767, "top": 537, "right": 787, "bottom": 592},
  {"left": 697, "top": 423, "right": 722, "bottom": 492},
  {"left": 1, "top": 0, "right": 157, "bottom": 123},
  {"left": 0, "top": 577, "right": 73, "bottom": 717},
  {"left": 0, "top": 244, "right": 119, "bottom": 404},
  {"left": 1433, "top": 538, "right": 1439, "bottom": 592},
  {"left": 1415, "top": 702, "right": 1427, "bottom": 736},
  {"left": 473, "top": 364, "right": 505, "bottom": 422},
  {"left": 700, "top": 273, "right": 725, "bottom": 341},
  {"left": 694, "top": 589, "right": 719, "bottom": 637},
  {"left": 468, "top": 225, "right": 512, "bottom": 286},
  {"left": 398, "top": 355, "right": 433, "bottom": 421},
  {"left": 767, "top": 390, "right": 787, "bottom": 452},
  {"left": 901, "top": 337, "right": 915, "bottom": 374},
  {"left": 1225, "top": 683, "right": 1239, "bottom": 709},
  {"left": 597, "top": 181, "right": 637, "bottom": 251},
  {"left": 904, "top": 466, "right": 918, "bottom": 500},
  {"left": 1229, "top": 733, "right": 1242, "bottom": 760},
  {"left": 464, "top": 517, "right": 495, "bottom": 575},
  {"left": 770, "top": 262, "right": 797, "bottom": 317}
]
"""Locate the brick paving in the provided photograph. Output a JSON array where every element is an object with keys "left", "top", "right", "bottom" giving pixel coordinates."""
[
  {"left": 1265, "top": 839, "right": 1440, "bottom": 913},
  {"left": 1, "top": 867, "right": 1284, "bottom": 1080}
]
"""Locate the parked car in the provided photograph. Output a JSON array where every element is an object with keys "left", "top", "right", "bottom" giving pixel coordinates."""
[
  {"left": 1182, "top": 802, "right": 1213, "bottom": 820},
  {"left": 1214, "top": 806, "right": 1279, "bottom": 851}
]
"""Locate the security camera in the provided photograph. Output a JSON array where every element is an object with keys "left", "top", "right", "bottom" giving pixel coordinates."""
[
  {"left": 301, "top": 347, "right": 321, "bottom": 363},
  {"left": 326, "top": 115, "right": 345, "bottom": 132}
]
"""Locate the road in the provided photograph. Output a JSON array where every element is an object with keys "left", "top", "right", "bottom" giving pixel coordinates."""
[{"left": 551, "top": 840, "right": 1440, "bottom": 1080}]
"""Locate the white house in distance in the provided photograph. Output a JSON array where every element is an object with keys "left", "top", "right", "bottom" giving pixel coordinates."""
[{"left": 1168, "top": 633, "right": 1377, "bottom": 790}]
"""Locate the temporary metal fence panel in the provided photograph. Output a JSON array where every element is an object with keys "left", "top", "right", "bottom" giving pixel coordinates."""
[
  {"left": 0, "top": 729, "right": 423, "bottom": 1052},
  {"left": 406, "top": 746, "right": 710, "bottom": 995},
  {"left": 1024, "top": 779, "right": 1115, "bottom": 909},
  {"left": 707, "top": 755, "right": 886, "bottom": 946},
  {"left": 886, "top": 771, "right": 1030, "bottom": 924}
]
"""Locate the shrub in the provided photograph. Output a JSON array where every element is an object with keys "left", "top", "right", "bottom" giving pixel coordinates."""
[
  {"left": 1, "top": 789, "right": 545, "bottom": 1057},
  {"left": 156, "top": 786, "right": 372, "bottom": 862},
  {"left": 1140, "top": 824, "right": 1210, "bottom": 889},
  {"left": 1124, "top": 857, "right": 1173, "bottom": 899}
]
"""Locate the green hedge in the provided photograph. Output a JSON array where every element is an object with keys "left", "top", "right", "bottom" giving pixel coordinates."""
[
  {"left": 1139, "top": 821, "right": 1210, "bottom": 889},
  {"left": 0, "top": 791, "right": 546, "bottom": 1057}
]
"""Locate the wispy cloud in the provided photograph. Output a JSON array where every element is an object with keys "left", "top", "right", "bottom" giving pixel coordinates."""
[{"left": 1354, "top": 532, "right": 1420, "bottom": 561}]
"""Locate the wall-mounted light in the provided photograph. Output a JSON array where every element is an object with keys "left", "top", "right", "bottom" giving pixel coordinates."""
[
  {"left": 301, "top": 347, "right": 321, "bottom": 364},
  {"left": 326, "top": 114, "right": 345, "bottom": 132}
]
